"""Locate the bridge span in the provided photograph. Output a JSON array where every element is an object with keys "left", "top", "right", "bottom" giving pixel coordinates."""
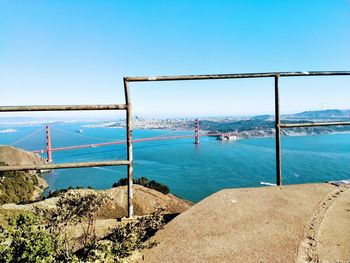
[{"left": 12, "top": 119, "right": 225, "bottom": 163}]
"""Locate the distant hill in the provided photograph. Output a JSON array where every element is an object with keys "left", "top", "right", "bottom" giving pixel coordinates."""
[
  {"left": 251, "top": 114, "right": 271, "bottom": 120},
  {"left": 251, "top": 109, "right": 350, "bottom": 120},
  {"left": 293, "top": 109, "right": 350, "bottom": 118}
]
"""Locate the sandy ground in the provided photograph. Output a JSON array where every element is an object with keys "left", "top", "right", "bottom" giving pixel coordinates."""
[
  {"left": 316, "top": 188, "right": 350, "bottom": 262},
  {"left": 138, "top": 183, "right": 350, "bottom": 263}
]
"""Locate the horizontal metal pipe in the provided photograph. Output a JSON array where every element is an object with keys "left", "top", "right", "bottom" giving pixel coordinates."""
[
  {"left": 0, "top": 104, "right": 127, "bottom": 112},
  {"left": 280, "top": 121, "right": 350, "bottom": 128},
  {"left": 0, "top": 160, "right": 130, "bottom": 172},
  {"left": 125, "top": 71, "right": 350, "bottom": 82}
]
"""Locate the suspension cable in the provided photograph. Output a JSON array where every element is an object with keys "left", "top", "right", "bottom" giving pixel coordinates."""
[
  {"left": 10, "top": 127, "right": 45, "bottom": 146},
  {"left": 51, "top": 126, "right": 116, "bottom": 141}
]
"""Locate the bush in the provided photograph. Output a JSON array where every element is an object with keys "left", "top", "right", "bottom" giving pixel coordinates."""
[
  {"left": 39, "top": 190, "right": 109, "bottom": 250},
  {"left": 0, "top": 213, "right": 70, "bottom": 262},
  {"left": 45, "top": 186, "right": 93, "bottom": 199},
  {"left": 0, "top": 162, "right": 40, "bottom": 205},
  {"left": 0, "top": 193, "right": 165, "bottom": 262},
  {"left": 112, "top": 177, "right": 170, "bottom": 194},
  {"left": 83, "top": 208, "right": 165, "bottom": 261}
]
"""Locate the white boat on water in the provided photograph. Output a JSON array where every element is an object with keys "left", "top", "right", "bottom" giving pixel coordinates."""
[
  {"left": 218, "top": 133, "right": 237, "bottom": 141},
  {"left": 76, "top": 129, "right": 84, "bottom": 133}
]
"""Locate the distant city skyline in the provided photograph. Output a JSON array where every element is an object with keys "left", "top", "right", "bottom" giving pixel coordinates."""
[
  {"left": 0, "top": 1, "right": 349, "bottom": 117},
  {"left": 1, "top": 107, "right": 350, "bottom": 122}
]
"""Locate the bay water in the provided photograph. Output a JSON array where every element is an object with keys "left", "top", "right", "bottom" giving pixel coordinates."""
[{"left": 1, "top": 123, "right": 349, "bottom": 202}]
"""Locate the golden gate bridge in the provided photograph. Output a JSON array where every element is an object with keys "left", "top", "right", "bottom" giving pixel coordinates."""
[{"left": 10, "top": 119, "right": 223, "bottom": 163}]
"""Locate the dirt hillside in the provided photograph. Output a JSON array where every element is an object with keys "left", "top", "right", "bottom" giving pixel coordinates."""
[
  {"left": 2, "top": 185, "right": 192, "bottom": 218},
  {"left": 0, "top": 145, "right": 46, "bottom": 166}
]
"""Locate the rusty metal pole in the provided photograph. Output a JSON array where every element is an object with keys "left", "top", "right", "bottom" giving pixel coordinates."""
[
  {"left": 274, "top": 75, "right": 282, "bottom": 186},
  {"left": 124, "top": 78, "right": 134, "bottom": 218}
]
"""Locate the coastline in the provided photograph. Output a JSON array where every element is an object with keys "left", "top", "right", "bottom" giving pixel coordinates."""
[
  {"left": 2, "top": 125, "right": 349, "bottom": 202},
  {"left": 244, "top": 130, "right": 350, "bottom": 140}
]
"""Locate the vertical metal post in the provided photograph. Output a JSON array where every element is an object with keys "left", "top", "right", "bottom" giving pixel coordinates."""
[
  {"left": 45, "top": 125, "right": 52, "bottom": 163},
  {"left": 124, "top": 78, "right": 134, "bottom": 217},
  {"left": 274, "top": 75, "right": 282, "bottom": 185}
]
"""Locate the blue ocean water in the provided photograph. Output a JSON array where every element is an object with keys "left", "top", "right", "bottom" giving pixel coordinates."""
[{"left": 1, "top": 123, "right": 349, "bottom": 202}]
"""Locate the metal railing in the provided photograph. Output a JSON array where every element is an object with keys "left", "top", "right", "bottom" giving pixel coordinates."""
[
  {"left": 124, "top": 71, "right": 350, "bottom": 187},
  {"left": 1, "top": 71, "right": 349, "bottom": 218},
  {"left": 0, "top": 102, "right": 135, "bottom": 217}
]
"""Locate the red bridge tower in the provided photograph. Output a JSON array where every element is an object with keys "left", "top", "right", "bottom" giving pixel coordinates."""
[
  {"left": 194, "top": 118, "right": 200, "bottom": 144},
  {"left": 45, "top": 125, "right": 52, "bottom": 163}
]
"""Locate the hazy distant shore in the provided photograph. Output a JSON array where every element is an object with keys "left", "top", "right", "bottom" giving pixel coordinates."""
[{"left": 0, "top": 129, "right": 17, "bottom": 133}]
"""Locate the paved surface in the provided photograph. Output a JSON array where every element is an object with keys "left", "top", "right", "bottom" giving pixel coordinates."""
[{"left": 137, "top": 183, "right": 349, "bottom": 263}]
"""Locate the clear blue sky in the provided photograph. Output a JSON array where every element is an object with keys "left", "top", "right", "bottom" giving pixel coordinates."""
[{"left": 0, "top": 0, "right": 349, "bottom": 118}]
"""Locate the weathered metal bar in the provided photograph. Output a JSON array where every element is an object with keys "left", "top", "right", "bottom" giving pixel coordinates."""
[
  {"left": 280, "top": 122, "right": 350, "bottom": 128},
  {"left": 125, "top": 71, "right": 350, "bottom": 82},
  {"left": 0, "top": 104, "right": 127, "bottom": 112},
  {"left": 0, "top": 160, "right": 130, "bottom": 172},
  {"left": 124, "top": 78, "right": 134, "bottom": 218},
  {"left": 274, "top": 75, "right": 282, "bottom": 186}
]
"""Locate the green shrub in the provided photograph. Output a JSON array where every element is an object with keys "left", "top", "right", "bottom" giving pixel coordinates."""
[
  {"left": 0, "top": 162, "right": 40, "bottom": 205},
  {"left": 83, "top": 208, "right": 165, "bottom": 261},
  {"left": 112, "top": 177, "right": 170, "bottom": 194},
  {"left": 39, "top": 190, "right": 109, "bottom": 249},
  {"left": 45, "top": 186, "right": 93, "bottom": 199},
  {"left": 0, "top": 212, "right": 70, "bottom": 262},
  {"left": 112, "top": 177, "right": 128, "bottom": 188},
  {"left": 0, "top": 191, "right": 165, "bottom": 262}
]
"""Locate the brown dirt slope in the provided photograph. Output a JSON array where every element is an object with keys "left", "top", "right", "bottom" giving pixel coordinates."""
[
  {"left": 0, "top": 145, "right": 46, "bottom": 166},
  {"left": 139, "top": 183, "right": 350, "bottom": 263},
  {"left": 2, "top": 185, "right": 192, "bottom": 218},
  {"left": 97, "top": 185, "right": 192, "bottom": 218}
]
